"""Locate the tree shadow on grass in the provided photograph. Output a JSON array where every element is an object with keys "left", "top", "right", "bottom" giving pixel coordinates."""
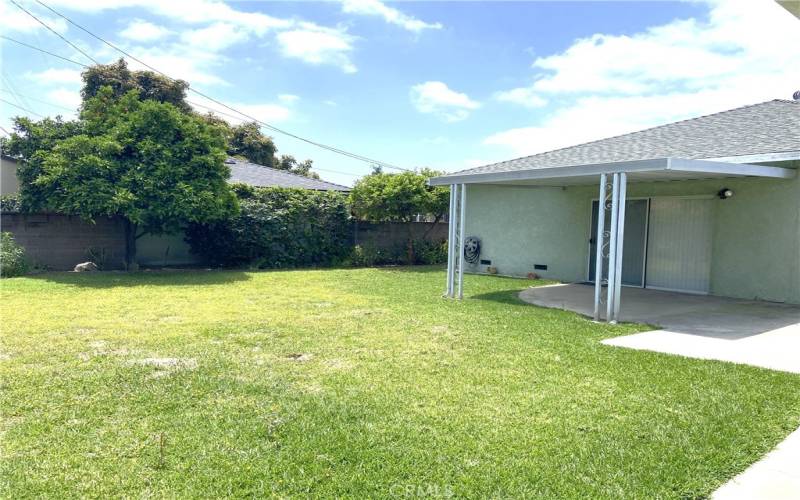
[
  {"left": 25, "top": 269, "right": 252, "bottom": 288},
  {"left": 469, "top": 289, "right": 529, "bottom": 306}
]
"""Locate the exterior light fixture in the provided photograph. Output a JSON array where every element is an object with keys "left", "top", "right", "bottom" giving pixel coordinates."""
[{"left": 717, "top": 188, "right": 734, "bottom": 199}]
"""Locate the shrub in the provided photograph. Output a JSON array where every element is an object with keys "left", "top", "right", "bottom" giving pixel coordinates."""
[
  {"left": 345, "top": 239, "right": 448, "bottom": 267},
  {"left": 186, "top": 186, "right": 351, "bottom": 269},
  {"left": 1, "top": 232, "right": 30, "bottom": 277},
  {"left": 0, "top": 194, "right": 23, "bottom": 214},
  {"left": 416, "top": 239, "right": 448, "bottom": 265}
]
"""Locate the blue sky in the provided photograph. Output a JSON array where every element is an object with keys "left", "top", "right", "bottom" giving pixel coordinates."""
[{"left": 1, "top": 0, "right": 798, "bottom": 186}]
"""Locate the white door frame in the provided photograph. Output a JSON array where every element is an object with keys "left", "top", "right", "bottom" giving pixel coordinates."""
[{"left": 586, "top": 197, "right": 650, "bottom": 288}]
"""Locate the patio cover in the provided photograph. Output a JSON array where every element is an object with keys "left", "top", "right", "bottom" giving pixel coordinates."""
[
  {"left": 429, "top": 157, "right": 796, "bottom": 187},
  {"left": 433, "top": 157, "right": 796, "bottom": 323}
]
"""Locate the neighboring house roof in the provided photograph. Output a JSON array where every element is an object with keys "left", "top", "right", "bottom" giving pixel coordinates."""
[
  {"left": 438, "top": 99, "right": 800, "bottom": 179},
  {"left": 226, "top": 157, "right": 350, "bottom": 191}
]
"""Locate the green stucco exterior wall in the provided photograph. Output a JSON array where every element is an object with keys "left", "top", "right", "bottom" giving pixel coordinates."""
[{"left": 464, "top": 169, "right": 800, "bottom": 304}]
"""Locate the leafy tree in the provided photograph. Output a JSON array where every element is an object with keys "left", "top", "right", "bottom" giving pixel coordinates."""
[
  {"left": 348, "top": 169, "right": 449, "bottom": 262},
  {"left": 19, "top": 87, "right": 237, "bottom": 267},
  {"left": 276, "top": 154, "right": 320, "bottom": 179},
  {"left": 200, "top": 115, "right": 321, "bottom": 178},
  {"left": 228, "top": 122, "right": 278, "bottom": 167},
  {"left": 81, "top": 58, "right": 191, "bottom": 112}
]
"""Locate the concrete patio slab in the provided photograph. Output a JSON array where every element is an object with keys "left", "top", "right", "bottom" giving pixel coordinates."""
[
  {"left": 518, "top": 284, "right": 800, "bottom": 373},
  {"left": 712, "top": 427, "right": 800, "bottom": 500}
]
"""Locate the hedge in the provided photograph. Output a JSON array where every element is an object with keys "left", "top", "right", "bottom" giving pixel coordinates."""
[{"left": 186, "top": 185, "right": 352, "bottom": 268}]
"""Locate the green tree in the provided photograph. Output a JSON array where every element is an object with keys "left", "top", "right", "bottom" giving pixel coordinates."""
[
  {"left": 348, "top": 169, "right": 449, "bottom": 262},
  {"left": 199, "top": 115, "right": 320, "bottom": 178},
  {"left": 19, "top": 87, "right": 237, "bottom": 267},
  {"left": 81, "top": 58, "right": 191, "bottom": 112},
  {"left": 228, "top": 121, "right": 278, "bottom": 167}
]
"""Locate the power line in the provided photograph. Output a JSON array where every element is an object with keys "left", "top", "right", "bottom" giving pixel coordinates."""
[
  {"left": 0, "top": 98, "right": 45, "bottom": 118},
  {"left": 0, "top": 125, "right": 11, "bottom": 136},
  {"left": 0, "top": 35, "right": 89, "bottom": 67},
  {"left": 32, "top": 0, "right": 410, "bottom": 172},
  {"left": 0, "top": 87, "right": 76, "bottom": 112},
  {"left": 8, "top": 0, "right": 99, "bottom": 65}
]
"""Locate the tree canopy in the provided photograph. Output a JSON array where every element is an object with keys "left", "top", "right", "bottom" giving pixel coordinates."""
[
  {"left": 348, "top": 169, "right": 449, "bottom": 223},
  {"left": 13, "top": 87, "right": 237, "bottom": 265},
  {"left": 81, "top": 58, "right": 191, "bottom": 112}
]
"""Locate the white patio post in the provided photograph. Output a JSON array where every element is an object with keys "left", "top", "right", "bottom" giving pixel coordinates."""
[
  {"left": 612, "top": 172, "right": 627, "bottom": 322},
  {"left": 593, "top": 173, "right": 607, "bottom": 321},
  {"left": 606, "top": 173, "right": 620, "bottom": 322},
  {"left": 445, "top": 184, "right": 457, "bottom": 297},
  {"left": 457, "top": 183, "right": 467, "bottom": 299}
]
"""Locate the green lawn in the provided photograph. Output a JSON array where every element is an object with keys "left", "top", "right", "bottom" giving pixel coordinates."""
[{"left": 2, "top": 267, "right": 799, "bottom": 498}]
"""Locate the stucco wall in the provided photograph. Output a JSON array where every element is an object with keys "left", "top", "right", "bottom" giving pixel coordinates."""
[
  {"left": 464, "top": 184, "right": 591, "bottom": 282},
  {"left": 465, "top": 172, "right": 800, "bottom": 304}
]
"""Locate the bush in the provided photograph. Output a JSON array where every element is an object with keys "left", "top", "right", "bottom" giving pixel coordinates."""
[
  {"left": 186, "top": 186, "right": 351, "bottom": 269},
  {"left": 416, "top": 239, "right": 448, "bottom": 265},
  {"left": 345, "top": 239, "right": 448, "bottom": 267},
  {"left": 1, "top": 232, "right": 30, "bottom": 277},
  {"left": 0, "top": 194, "right": 23, "bottom": 214}
]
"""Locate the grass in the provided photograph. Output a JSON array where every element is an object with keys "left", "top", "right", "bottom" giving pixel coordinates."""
[{"left": 1, "top": 267, "right": 799, "bottom": 498}]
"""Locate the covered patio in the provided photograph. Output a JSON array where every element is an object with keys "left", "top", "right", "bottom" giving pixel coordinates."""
[
  {"left": 520, "top": 283, "right": 800, "bottom": 373},
  {"left": 435, "top": 156, "right": 797, "bottom": 323}
]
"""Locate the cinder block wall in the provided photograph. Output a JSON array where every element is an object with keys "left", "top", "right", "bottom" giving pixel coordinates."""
[
  {"left": 1, "top": 214, "right": 127, "bottom": 270},
  {"left": 354, "top": 221, "right": 449, "bottom": 249}
]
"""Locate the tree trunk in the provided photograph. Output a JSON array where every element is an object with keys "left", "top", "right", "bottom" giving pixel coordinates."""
[
  {"left": 124, "top": 219, "right": 138, "bottom": 269},
  {"left": 406, "top": 223, "right": 415, "bottom": 264},
  {"left": 421, "top": 214, "right": 442, "bottom": 240}
]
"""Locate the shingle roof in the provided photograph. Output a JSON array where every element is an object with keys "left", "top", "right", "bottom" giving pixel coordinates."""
[
  {"left": 227, "top": 158, "right": 350, "bottom": 191},
  {"left": 444, "top": 99, "right": 800, "bottom": 178}
]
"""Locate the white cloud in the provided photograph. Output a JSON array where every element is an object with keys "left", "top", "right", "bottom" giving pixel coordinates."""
[
  {"left": 278, "top": 94, "right": 300, "bottom": 103},
  {"left": 341, "top": 0, "right": 442, "bottom": 32},
  {"left": 49, "top": 0, "right": 290, "bottom": 32},
  {"left": 323, "top": 100, "right": 338, "bottom": 107},
  {"left": 493, "top": 87, "right": 547, "bottom": 108},
  {"left": 120, "top": 19, "right": 171, "bottom": 42},
  {"left": 25, "top": 68, "right": 83, "bottom": 86},
  {"left": 0, "top": 1, "right": 67, "bottom": 34},
  {"left": 485, "top": 0, "right": 800, "bottom": 156},
  {"left": 410, "top": 81, "right": 480, "bottom": 122},
  {"left": 276, "top": 23, "right": 357, "bottom": 73},
  {"left": 180, "top": 22, "right": 250, "bottom": 51},
  {"left": 45, "top": 88, "right": 81, "bottom": 116}
]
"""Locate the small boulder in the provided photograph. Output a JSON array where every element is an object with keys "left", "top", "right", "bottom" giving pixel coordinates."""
[{"left": 74, "top": 262, "right": 99, "bottom": 272}]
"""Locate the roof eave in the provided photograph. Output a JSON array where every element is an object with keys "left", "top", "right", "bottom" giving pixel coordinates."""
[{"left": 428, "top": 157, "right": 796, "bottom": 186}]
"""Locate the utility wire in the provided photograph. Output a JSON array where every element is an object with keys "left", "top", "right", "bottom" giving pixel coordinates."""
[
  {"left": 8, "top": 0, "right": 99, "bottom": 65},
  {"left": 0, "top": 98, "right": 45, "bottom": 118},
  {"left": 32, "top": 0, "right": 409, "bottom": 172},
  {"left": 0, "top": 87, "right": 76, "bottom": 112},
  {"left": 0, "top": 125, "right": 11, "bottom": 136},
  {"left": 0, "top": 35, "right": 89, "bottom": 67}
]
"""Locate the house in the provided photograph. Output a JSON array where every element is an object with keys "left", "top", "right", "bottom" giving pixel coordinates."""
[
  {"left": 226, "top": 158, "right": 350, "bottom": 192},
  {"left": 430, "top": 99, "right": 800, "bottom": 320}
]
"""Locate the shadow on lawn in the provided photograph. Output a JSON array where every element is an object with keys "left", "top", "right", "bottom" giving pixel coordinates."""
[
  {"left": 26, "top": 269, "right": 252, "bottom": 288},
  {"left": 469, "top": 289, "right": 528, "bottom": 306}
]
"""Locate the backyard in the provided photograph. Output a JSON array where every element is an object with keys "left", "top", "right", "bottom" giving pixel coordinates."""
[{"left": 1, "top": 267, "right": 799, "bottom": 498}]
